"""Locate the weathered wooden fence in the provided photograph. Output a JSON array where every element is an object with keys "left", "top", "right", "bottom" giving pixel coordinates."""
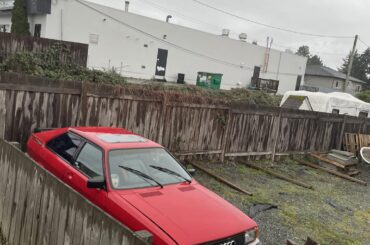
[
  {"left": 0, "top": 72, "right": 369, "bottom": 160},
  {"left": 0, "top": 138, "right": 150, "bottom": 245},
  {"left": 0, "top": 32, "right": 88, "bottom": 67}
]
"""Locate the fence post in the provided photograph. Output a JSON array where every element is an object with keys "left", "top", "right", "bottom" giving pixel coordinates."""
[
  {"left": 360, "top": 118, "right": 367, "bottom": 134},
  {"left": 157, "top": 95, "right": 168, "bottom": 145},
  {"left": 221, "top": 108, "right": 232, "bottom": 163},
  {"left": 78, "top": 82, "right": 88, "bottom": 126},
  {"left": 271, "top": 109, "right": 282, "bottom": 162},
  {"left": 338, "top": 116, "right": 347, "bottom": 150},
  {"left": 0, "top": 90, "right": 6, "bottom": 139},
  {"left": 362, "top": 118, "right": 367, "bottom": 134}
]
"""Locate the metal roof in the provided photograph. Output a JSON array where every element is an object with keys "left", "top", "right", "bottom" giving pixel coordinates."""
[{"left": 305, "top": 65, "right": 366, "bottom": 84}]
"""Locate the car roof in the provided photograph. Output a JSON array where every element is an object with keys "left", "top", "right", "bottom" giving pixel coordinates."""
[
  {"left": 35, "top": 127, "right": 162, "bottom": 150},
  {"left": 69, "top": 127, "right": 162, "bottom": 150}
]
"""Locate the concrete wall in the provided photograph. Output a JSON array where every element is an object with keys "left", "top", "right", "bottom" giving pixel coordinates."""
[
  {"left": 304, "top": 75, "right": 363, "bottom": 94},
  {"left": 0, "top": 138, "right": 150, "bottom": 245}
]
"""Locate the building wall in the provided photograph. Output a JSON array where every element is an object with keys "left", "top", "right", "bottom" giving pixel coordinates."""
[
  {"left": 0, "top": 15, "right": 12, "bottom": 32},
  {"left": 0, "top": 14, "right": 46, "bottom": 36},
  {"left": 304, "top": 75, "right": 363, "bottom": 94},
  {"left": 1, "top": 0, "right": 307, "bottom": 93}
]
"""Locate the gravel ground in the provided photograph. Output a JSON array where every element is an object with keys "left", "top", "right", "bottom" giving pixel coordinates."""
[{"left": 191, "top": 157, "right": 370, "bottom": 245}]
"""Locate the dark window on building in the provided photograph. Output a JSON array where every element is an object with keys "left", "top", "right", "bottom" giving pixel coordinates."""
[
  {"left": 359, "top": 111, "right": 368, "bottom": 119},
  {"left": 0, "top": 24, "right": 10, "bottom": 33},
  {"left": 76, "top": 143, "right": 103, "bottom": 178},
  {"left": 295, "top": 75, "right": 302, "bottom": 91},
  {"left": 47, "top": 133, "right": 83, "bottom": 164},
  {"left": 332, "top": 109, "right": 340, "bottom": 115},
  {"left": 34, "top": 24, "right": 41, "bottom": 37}
]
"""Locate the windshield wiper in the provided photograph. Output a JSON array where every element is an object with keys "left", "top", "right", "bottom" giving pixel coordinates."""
[
  {"left": 150, "top": 165, "right": 192, "bottom": 184},
  {"left": 118, "top": 165, "right": 163, "bottom": 188}
]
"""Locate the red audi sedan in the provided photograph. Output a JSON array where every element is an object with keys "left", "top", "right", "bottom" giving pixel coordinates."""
[{"left": 27, "top": 127, "right": 260, "bottom": 245}]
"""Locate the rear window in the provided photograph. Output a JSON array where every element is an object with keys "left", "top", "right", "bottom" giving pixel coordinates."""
[{"left": 46, "top": 133, "right": 83, "bottom": 164}]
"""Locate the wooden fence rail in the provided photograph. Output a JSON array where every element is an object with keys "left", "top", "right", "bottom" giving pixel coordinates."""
[
  {"left": 0, "top": 72, "right": 369, "bottom": 160},
  {"left": 0, "top": 138, "right": 150, "bottom": 245}
]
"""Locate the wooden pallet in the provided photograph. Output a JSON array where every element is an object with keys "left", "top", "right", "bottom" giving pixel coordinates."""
[
  {"left": 343, "top": 133, "right": 360, "bottom": 156},
  {"left": 358, "top": 134, "right": 370, "bottom": 148}
]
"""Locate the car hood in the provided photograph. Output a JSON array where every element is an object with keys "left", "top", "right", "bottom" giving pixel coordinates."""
[{"left": 120, "top": 183, "right": 257, "bottom": 245}]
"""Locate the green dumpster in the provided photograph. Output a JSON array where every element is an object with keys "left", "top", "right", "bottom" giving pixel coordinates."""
[{"left": 196, "top": 72, "right": 223, "bottom": 90}]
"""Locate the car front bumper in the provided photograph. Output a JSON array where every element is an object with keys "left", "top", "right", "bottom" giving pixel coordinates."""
[{"left": 248, "top": 238, "right": 261, "bottom": 245}]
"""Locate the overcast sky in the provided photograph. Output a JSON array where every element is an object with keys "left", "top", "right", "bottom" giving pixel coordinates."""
[{"left": 88, "top": 0, "right": 370, "bottom": 69}]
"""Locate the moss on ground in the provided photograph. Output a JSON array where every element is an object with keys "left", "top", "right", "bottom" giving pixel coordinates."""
[{"left": 193, "top": 158, "right": 370, "bottom": 245}]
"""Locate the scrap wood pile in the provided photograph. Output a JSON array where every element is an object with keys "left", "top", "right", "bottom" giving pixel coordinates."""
[{"left": 309, "top": 150, "right": 360, "bottom": 176}]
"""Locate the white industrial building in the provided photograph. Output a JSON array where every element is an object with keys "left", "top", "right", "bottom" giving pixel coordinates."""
[{"left": 0, "top": 0, "right": 307, "bottom": 93}]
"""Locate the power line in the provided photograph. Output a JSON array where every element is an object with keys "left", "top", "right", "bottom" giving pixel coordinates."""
[
  {"left": 138, "top": 0, "right": 349, "bottom": 58},
  {"left": 359, "top": 37, "right": 370, "bottom": 49},
  {"left": 76, "top": 0, "right": 246, "bottom": 69},
  {"left": 75, "top": 0, "right": 303, "bottom": 77},
  {"left": 190, "top": 0, "right": 354, "bottom": 39}
]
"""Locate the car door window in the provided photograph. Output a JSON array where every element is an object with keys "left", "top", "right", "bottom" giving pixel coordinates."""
[
  {"left": 76, "top": 143, "right": 103, "bottom": 178},
  {"left": 47, "top": 133, "right": 83, "bottom": 164}
]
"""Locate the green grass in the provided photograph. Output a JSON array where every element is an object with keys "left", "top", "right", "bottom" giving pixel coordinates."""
[{"left": 194, "top": 159, "right": 370, "bottom": 245}]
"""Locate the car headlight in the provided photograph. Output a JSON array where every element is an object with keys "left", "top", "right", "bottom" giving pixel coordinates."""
[{"left": 244, "top": 227, "right": 258, "bottom": 244}]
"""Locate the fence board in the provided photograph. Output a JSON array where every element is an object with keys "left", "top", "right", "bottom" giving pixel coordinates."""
[
  {"left": 0, "top": 139, "right": 149, "bottom": 245},
  {"left": 0, "top": 32, "right": 88, "bottom": 67},
  {"left": 1, "top": 72, "right": 369, "bottom": 157}
]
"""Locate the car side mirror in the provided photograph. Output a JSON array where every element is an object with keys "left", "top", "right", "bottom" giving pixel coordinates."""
[
  {"left": 87, "top": 176, "right": 106, "bottom": 189},
  {"left": 187, "top": 168, "right": 196, "bottom": 176}
]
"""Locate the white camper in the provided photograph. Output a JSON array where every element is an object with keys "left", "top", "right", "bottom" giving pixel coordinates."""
[{"left": 280, "top": 91, "right": 370, "bottom": 118}]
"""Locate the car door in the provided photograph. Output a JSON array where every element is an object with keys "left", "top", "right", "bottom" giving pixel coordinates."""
[
  {"left": 43, "top": 132, "right": 84, "bottom": 180},
  {"left": 64, "top": 141, "right": 108, "bottom": 208}
]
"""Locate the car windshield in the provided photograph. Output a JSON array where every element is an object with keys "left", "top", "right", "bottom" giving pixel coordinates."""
[{"left": 108, "top": 148, "right": 192, "bottom": 190}]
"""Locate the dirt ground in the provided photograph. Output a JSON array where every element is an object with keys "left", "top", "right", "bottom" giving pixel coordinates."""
[{"left": 190, "top": 157, "right": 370, "bottom": 245}]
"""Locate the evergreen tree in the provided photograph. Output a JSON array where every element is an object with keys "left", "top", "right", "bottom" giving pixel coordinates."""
[
  {"left": 11, "top": 0, "right": 30, "bottom": 36},
  {"left": 307, "top": 55, "right": 323, "bottom": 66},
  {"left": 339, "top": 50, "right": 369, "bottom": 83},
  {"left": 296, "top": 45, "right": 310, "bottom": 58},
  {"left": 296, "top": 45, "right": 324, "bottom": 66}
]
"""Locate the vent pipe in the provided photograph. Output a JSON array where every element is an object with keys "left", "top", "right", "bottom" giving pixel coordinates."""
[
  {"left": 125, "top": 1, "right": 130, "bottom": 12},
  {"left": 221, "top": 29, "right": 230, "bottom": 37},
  {"left": 239, "top": 33, "right": 247, "bottom": 42},
  {"left": 166, "top": 15, "right": 172, "bottom": 23}
]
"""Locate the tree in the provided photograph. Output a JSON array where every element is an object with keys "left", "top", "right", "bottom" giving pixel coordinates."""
[
  {"left": 307, "top": 55, "right": 323, "bottom": 66},
  {"left": 296, "top": 45, "right": 310, "bottom": 58},
  {"left": 11, "top": 0, "right": 30, "bottom": 36},
  {"left": 296, "top": 45, "right": 324, "bottom": 66},
  {"left": 339, "top": 48, "right": 370, "bottom": 83}
]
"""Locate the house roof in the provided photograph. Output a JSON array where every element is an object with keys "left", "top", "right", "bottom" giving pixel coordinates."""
[{"left": 305, "top": 65, "right": 366, "bottom": 84}]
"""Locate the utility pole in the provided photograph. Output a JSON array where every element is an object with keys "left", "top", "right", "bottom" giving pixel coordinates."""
[{"left": 343, "top": 35, "right": 358, "bottom": 92}]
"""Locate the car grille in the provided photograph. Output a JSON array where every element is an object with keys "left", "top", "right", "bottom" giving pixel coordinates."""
[{"left": 201, "top": 232, "right": 245, "bottom": 245}]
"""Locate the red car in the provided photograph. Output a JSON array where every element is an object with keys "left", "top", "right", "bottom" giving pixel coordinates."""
[{"left": 27, "top": 127, "right": 260, "bottom": 245}]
